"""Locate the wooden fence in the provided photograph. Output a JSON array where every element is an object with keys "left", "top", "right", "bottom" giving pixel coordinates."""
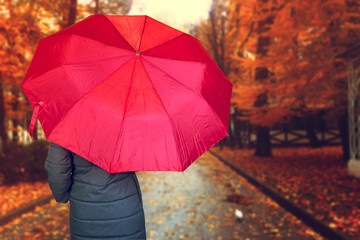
[{"left": 227, "top": 112, "right": 342, "bottom": 148}]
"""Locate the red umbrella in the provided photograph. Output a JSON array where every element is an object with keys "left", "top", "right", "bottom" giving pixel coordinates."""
[{"left": 22, "top": 15, "right": 232, "bottom": 173}]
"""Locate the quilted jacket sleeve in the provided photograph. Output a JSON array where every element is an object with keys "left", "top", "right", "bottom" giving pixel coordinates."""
[{"left": 44, "top": 142, "right": 73, "bottom": 203}]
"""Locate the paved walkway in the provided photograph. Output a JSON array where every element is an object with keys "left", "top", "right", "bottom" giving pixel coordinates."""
[{"left": 0, "top": 152, "right": 323, "bottom": 239}]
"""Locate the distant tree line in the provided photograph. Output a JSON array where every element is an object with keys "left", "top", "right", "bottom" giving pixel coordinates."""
[
  {"left": 197, "top": 0, "right": 360, "bottom": 160},
  {"left": 0, "top": 0, "right": 133, "bottom": 154}
]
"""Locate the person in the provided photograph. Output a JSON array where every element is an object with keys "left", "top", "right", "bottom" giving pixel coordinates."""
[{"left": 44, "top": 142, "right": 146, "bottom": 240}]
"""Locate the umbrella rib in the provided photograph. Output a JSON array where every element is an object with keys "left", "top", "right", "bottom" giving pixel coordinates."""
[
  {"left": 46, "top": 57, "right": 134, "bottom": 141},
  {"left": 137, "top": 16, "right": 148, "bottom": 52},
  {"left": 140, "top": 57, "right": 201, "bottom": 95},
  {"left": 113, "top": 57, "right": 138, "bottom": 170},
  {"left": 25, "top": 53, "right": 133, "bottom": 84},
  {"left": 26, "top": 54, "right": 134, "bottom": 116},
  {"left": 61, "top": 54, "right": 133, "bottom": 68},
  {"left": 102, "top": 15, "right": 136, "bottom": 51},
  {"left": 139, "top": 59, "right": 183, "bottom": 171},
  {"left": 141, "top": 57, "right": 229, "bottom": 135},
  {"left": 142, "top": 33, "right": 186, "bottom": 55}
]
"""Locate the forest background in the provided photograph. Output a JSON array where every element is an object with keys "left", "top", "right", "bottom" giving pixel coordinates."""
[
  {"left": 1, "top": 0, "right": 360, "bottom": 239},
  {"left": 0, "top": 0, "right": 359, "bottom": 179}
]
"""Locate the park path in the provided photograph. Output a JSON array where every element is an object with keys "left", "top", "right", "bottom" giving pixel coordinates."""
[{"left": 0, "top": 151, "right": 323, "bottom": 240}]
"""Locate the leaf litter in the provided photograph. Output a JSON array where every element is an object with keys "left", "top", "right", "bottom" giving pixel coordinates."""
[
  {"left": 0, "top": 150, "right": 326, "bottom": 239},
  {"left": 212, "top": 145, "right": 360, "bottom": 239}
]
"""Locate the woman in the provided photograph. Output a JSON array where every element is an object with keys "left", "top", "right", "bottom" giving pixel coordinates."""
[{"left": 45, "top": 142, "right": 146, "bottom": 240}]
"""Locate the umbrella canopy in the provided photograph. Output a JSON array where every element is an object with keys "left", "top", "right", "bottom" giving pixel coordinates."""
[{"left": 22, "top": 15, "right": 232, "bottom": 173}]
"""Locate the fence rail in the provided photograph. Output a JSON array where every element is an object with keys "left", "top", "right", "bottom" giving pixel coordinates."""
[{"left": 228, "top": 112, "right": 343, "bottom": 148}]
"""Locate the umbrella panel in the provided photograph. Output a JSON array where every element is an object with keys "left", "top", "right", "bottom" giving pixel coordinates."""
[
  {"left": 141, "top": 58, "right": 229, "bottom": 163},
  {"left": 106, "top": 15, "right": 183, "bottom": 52},
  {"left": 49, "top": 57, "right": 181, "bottom": 172}
]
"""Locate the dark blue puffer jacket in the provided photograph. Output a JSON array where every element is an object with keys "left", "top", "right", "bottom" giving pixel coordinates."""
[{"left": 45, "top": 142, "right": 146, "bottom": 240}]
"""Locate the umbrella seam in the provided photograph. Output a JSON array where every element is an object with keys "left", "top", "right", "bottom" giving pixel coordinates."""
[
  {"left": 23, "top": 32, "right": 135, "bottom": 83},
  {"left": 101, "top": 15, "right": 136, "bottom": 52},
  {"left": 25, "top": 55, "right": 134, "bottom": 84},
  {"left": 48, "top": 18, "right": 134, "bottom": 53},
  {"left": 46, "top": 57, "right": 134, "bottom": 145},
  {"left": 43, "top": 15, "right": 137, "bottom": 53},
  {"left": 141, "top": 56, "right": 206, "bottom": 91},
  {"left": 139, "top": 58, "right": 184, "bottom": 171},
  {"left": 203, "top": 69, "right": 231, "bottom": 132},
  {"left": 142, "top": 33, "right": 186, "bottom": 54},
  {"left": 137, "top": 15, "right": 147, "bottom": 52},
  {"left": 140, "top": 57, "right": 230, "bottom": 169},
  {"left": 111, "top": 57, "right": 138, "bottom": 171},
  {"left": 141, "top": 56, "right": 229, "bottom": 132}
]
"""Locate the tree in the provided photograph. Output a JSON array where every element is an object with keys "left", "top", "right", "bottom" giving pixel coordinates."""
[
  {"left": 198, "top": 0, "right": 255, "bottom": 77},
  {"left": 66, "top": 0, "right": 78, "bottom": 27},
  {"left": 197, "top": 0, "right": 255, "bottom": 146},
  {"left": 92, "top": 0, "right": 133, "bottom": 15},
  {"left": 0, "top": 0, "right": 46, "bottom": 148},
  {"left": 197, "top": 0, "right": 358, "bottom": 157},
  {"left": 337, "top": 0, "right": 360, "bottom": 160},
  {"left": 0, "top": 0, "right": 85, "bottom": 150},
  {"left": 40, "top": 0, "right": 80, "bottom": 29},
  {"left": 0, "top": 72, "right": 6, "bottom": 151},
  {"left": 199, "top": 0, "right": 278, "bottom": 155},
  {"left": 252, "top": 0, "right": 276, "bottom": 156},
  {"left": 229, "top": 0, "right": 356, "bottom": 153}
]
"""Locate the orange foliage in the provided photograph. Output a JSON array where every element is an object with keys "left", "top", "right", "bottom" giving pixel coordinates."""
[
  {"left": 234, "top": 0, "right": 352, "bottom": 126},
  {"left": 0, "top": 182, "right": 51, "bottom": 216},
  {"left": 0, "top": 1, "right": 49, "bottom": 141},
  {"left": 198, "top": 0, "right": 359, "bottom": 127},
  {"left": 0, "top": 0, "right": 88, "bottom": 142}
]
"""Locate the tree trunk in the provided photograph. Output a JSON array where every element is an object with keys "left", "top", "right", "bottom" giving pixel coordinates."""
[
  {"left": 252, "top": 2, "right": 274, "bottom": 157},
  {"left": 0, "top": 73, "right": 7, "bottom": 152},
  {"left": 94, "top": 0, "right": 99, "bottom": 14},
  {"left": 66, "top": 0, "right": 77, "bottom": 28},
  {"left": 305, "top": 115, "right": 320, "bottom": 148},
  {"left": 254, "top": 125, "right": 272, "bottom": 157},
  {"left": 12, "top": 119, "right": 19, "bottom": 145},
  {"left": 338, "top": 112, "right": 350, "bottom": 162},
  {"left": 232, "top": 108, "right": 242, "bottom": 148},
  {"left": 11, "top": 85, "right": 19, "bottom": 145},
  {"left": 227, "top": 117, "right": 235, "bottom": 148}
]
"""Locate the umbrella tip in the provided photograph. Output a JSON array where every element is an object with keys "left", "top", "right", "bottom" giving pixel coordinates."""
[{"left": 135, "top": 51, "right": 141, "bottom": 56}]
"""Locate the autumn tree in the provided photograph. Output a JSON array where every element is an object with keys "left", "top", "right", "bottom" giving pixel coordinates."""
[
  {"left": 197, "top": 0, "right": 255, "bottom": 146},
  {"left": 39, "top": 0, "right": 79, "bottom": 29},
  {"left": 251, "top": 0, "right": 276, "bottom": 156},
  {"left": 92, "top": 0, "right": 133, "bottom": 15},
  {"left": 336, "top": 0, "right": 360, "bottom": 160},
  {"left": 67, "top": 0, "right": 78, "bottom": 27},
  {"left": 198, "top": 0, "right": 256, "bottom": 76},
  {"left": 228, "top": 0, "right": 356, "bottom": 155},
  {"left": 0, "top": 0, "right": 87, "bottom": 151},
  {"left": 0, "top": 1, "right": 46, "bottom": 149},
  {"left": 198, "top": 0, "right": 358, "bottom": 157}
]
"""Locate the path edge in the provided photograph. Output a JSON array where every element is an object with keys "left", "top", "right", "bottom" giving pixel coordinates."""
[
  {"left": 208, "top": 149, "right": 351, "bottom": 240},
  {"left": 0, "top": 194, "right": 53, "bottom": 226}
]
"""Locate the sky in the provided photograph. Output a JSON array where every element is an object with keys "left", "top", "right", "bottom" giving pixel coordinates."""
[{"left": 128, "top": 0, "right": 212, "bottom": 28}]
